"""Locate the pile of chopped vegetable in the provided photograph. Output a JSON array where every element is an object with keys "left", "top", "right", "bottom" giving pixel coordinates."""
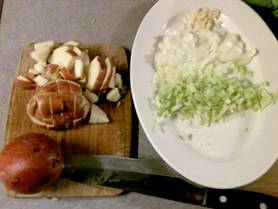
[
  {"left": 153, "top": 72, "right": 277, "bottom": 125},
  {"left": 153, "top": 8, "right": 278, "bottom": 126}
]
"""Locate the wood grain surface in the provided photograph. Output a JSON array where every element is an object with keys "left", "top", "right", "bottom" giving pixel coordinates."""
[
  {"left": 241, "top": 161, "right": 278, "bottom": 197},
  {"left": 5, "top": 43, "right": 132, "bottom": 197}
]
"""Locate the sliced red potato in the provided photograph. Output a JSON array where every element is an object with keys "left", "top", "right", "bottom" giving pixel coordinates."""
[
  {"left": 44, "top": 64, "right": 60, "bottom": 80},
  {"left": 54, "top": 45, "right": 72, "bottom": 53},
  {"left": 34, "top": 75, "right": 49, "bottom": 87},
  {"left": 48, "top": 49, "right": 75, "bottom": 71},
  {"left": 99, "top": 57, "right": 113, "bottom": 92},
  {"left": 115, "top": 73, "right": 123, "bottom": 89},
  {"left": 16, "top": 75, "right": 36, "bottom": 90},
  {"left": 108, "top": 66, "right": 116, "bottom": 88},
  {"left": 78, "top": 76, "right": 87, "bottom": 84},
  {"left": 86, "top": 56, "right": 107, "bottom": 92},
  {"left": 67, "top": 48, "right": 79, "bottom": 57},
  {"left": 26, "top": 72, "right": 37, "bottom": 81},
  {"left": 59, "top": 67, "right": 78, "bottom": 81},
  {"left": 106, "top": 88, "right": 121, "bottom": 102},
  {"left": 30, "top": 46, "right": 52, "bottom": 63},
  {"left": 83, "top": 89, "right": 99, "bottom": 103},
  {"left": 27, "top": 80, "right": 91, "bottom": 130},
  {"left": 46, "top": 64, "right": 59, "bottom": 74},
  {"left": 34, "top": 40, "right": 56, "bottom": 50},
  {"left": 79, "top": 51, "right": 90, "bottom": 67},
  {"left": 28, "top": 68, "right": 40, "bottom": 76},
  {"left": 73, "top": 47, "right": 83, "bottom": 56},
  {"left": 63, "top": 41, "right": 79, "bottom": 47},
  {"left": 33, "top": 62, "right": 47, "bottom": 74},
  {"left": 74, "top": 59, "right": 84, "bottom": 79},
  {"left": 89, "top": 104, "right": 109, "bottom": 124}
]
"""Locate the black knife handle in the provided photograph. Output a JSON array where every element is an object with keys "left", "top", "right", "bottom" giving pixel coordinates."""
[{"left": 205, "top": 189, "right": 278, "bottom": 209}]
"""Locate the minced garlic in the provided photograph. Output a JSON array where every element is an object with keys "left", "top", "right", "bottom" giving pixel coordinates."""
[{"left": 185, "top": 7, "right": 220, "bottom": 30}]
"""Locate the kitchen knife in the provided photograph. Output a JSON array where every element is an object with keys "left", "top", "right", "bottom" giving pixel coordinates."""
[{"left": 62, "top": 155, "right": 278, "bottom": 209}]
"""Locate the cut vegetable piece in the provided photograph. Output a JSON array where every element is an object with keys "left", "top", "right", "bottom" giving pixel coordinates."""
[
  {"left": 28, "top": 68, "right": 40, "bottom": 76},
  {"left": 115, "top": 73, "right": 123, "bottom": 89},
  {"left": 34, "top": 40, "right": 55, "bottom": 50},
  {"left": 72, "top": 47, "right": 83, "bottom": 56},
  {"left": 55, "top": 45, "right": 72, "bottom": 53},
  {"left": 33, "top": 62, "right": 46, "bottom": 73},
  {"left": 106, "top": 88, "right": 121, "bottom": 102},
  {"left": 86, "top": 56, "right": 107, "bottom": 92},
  {"left": 78, "top": 76, "right": 87, "bottom": 84},
  {"left": 108, "top": 66, "right": 116, "bottom": 88},
  {"left": 45, "top": 64, "right": 60, "bottom": 80},
  {"left": 59, "top": 67, "right": 77, "bottom": 81},
  {"left": 100, "top": 57, "right": 113, "bottom": 92},
  {"left": 153, "top": 73, "right": 278, "bottom": 125},
  {"left": 74, "top": 59, "right": 84, "bottom": 79},
  {"left": 26, "top": 72, "right": 36, "bottom": 81},
  {"left": 48, "top": 50, "right": 75, "bottom": 70},
  {"left": 46, "top": 64, "right": 59, "bottom": 73},
  {"left": 84, "top": 89, "right": 99, "bottom": 103},
  {"left": 89, "top": 104, "right": 109, "bottom": 124},
  {"left": 16, "top": 75, "right": 36, "bottom": 90},
  {"left": 34, "top": 75, "right": 49, "bottom": 87},
  {"left": 63, "top": 41, "right": 79, "bottom": 46},
  {"left": 79, "top": 51, "right": 90, "bottom": 66},
  {"left": 30, "top": 46, "right": 52, "bottom": 62}
]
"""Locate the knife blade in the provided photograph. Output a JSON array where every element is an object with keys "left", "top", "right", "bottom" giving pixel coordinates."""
[{"left": 62, "top": 155, "right": 278, "bottom": 209}]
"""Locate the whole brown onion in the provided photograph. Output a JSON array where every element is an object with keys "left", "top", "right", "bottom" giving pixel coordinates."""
[{"left": 0, "top": 133, "right": 64, "bottom": 194}]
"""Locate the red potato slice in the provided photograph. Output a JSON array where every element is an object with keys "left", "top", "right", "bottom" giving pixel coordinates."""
[
  {"left": 78, "top": 76, "right": 87, "bottom": 84},
  {"left": 108, "top": 66, "right": 116, "bottom": 88},
  {"left": 34, "top": 75, "right": 49, "bottom": 87},
  {"left": 16, "top": 75, "right": 36, "bottom": 90},
  {"left": 28, "top": 68, "right": 40, "bottom": 76},
  {"left": 73, "top": 47, "right": 83, "bottom": 56},
  {"left": 26, "top": 72, "right": 37, "bottom": 81},
  {"left": 86, "top": 56, "right": 107, "bottom": 92},
  {"left": 106, "top": 88, "right": 121, "bottom": 102},
  {"left": 115, "top": 73, "right": 123, "bottom": 89},
  {"left": 79, "top": 51, "right": 90, "bottom": 67},
  {"left": 89, "top": 104, "right": 109, "bottom": 124},
  {"left": 34, "top": 40, "right": 56, "bottom": 50},
  {"left": 67, "top": 49, "right": 79, "bottom": 57},
  {"left": 48, "top": 48, "right": 75, "bottom": 71},
  {"left": 30, "top": 46, "right": 52, "bottom": 63},
  {"left": 27, "top": 98, "right": 54, "bottom": 128},
  {"left": 33, "top": 62, "right": 47, "bottom": 74},
  {"left": 73, "top": 118, "right": 83, "bottom": 127},
  {"left": 44, "top": 64, "right": 60, "bottom": 80},
  {"left": 99, "top": 57, "right": 113, "bottom": 92},
  {"left": 63, "top": 41, "right": 79, "bottom": 47},
  {"left": 59, "top": 67, "right": 80, "bottom": 81},
  {"left": 46, "top": 64, "right": 59, "bottom": 74},
  {"left": 83, "top": 89, "right": 99, "bottom": 103},
  {"left": 27, "top": 80, "right": 90, "bottom": 130},
  {"left": 54, "top": 45, "right": 72, "bottom": 53},
  {"left": 74, "top": 59, "right": 84, "bottom": 79}
]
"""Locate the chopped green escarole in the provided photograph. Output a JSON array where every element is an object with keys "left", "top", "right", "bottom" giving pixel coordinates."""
[{"left": 153, "top": 72, "right": 278, "bottom": 126}]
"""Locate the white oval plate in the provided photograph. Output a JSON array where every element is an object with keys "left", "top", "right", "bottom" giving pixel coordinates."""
[{"left": 131, "top": 0, "right": 278, "bottom": 189}]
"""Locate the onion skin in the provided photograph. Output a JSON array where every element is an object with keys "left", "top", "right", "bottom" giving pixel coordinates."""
[{"left": 0, "top": 133, "right": 64, "bottom": 194}]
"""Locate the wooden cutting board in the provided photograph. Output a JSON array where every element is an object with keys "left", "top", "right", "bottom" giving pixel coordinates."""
[{"left": 5, "top": 43, "right": 133, "bottom": 197}]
